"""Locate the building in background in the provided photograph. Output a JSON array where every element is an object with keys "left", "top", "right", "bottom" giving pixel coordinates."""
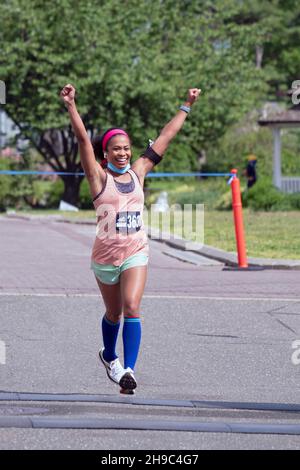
[
  {"left": 0, "top": 109, "right": 20, "bottom": 149},
  {"left": 258, "top": 92, "right": 300, "bottom": 193}
]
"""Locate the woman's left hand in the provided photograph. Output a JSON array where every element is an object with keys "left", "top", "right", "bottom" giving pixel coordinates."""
[{"left": 187, "top": 88, "right": 201, "bottom": 105}]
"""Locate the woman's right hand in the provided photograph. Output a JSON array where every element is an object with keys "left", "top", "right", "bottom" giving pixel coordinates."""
[{"left": 60, "top": 84, "right": 76, "bottom": 105}]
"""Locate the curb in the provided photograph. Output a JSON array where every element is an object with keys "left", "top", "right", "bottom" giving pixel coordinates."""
[
  {"left": 145, "top": 226, "right": 300, "bottom": 270},
  {"left": 4, "top": 212, "right": 95, "bottom": 225},
  {"left": 4, "top": 213, "right": 300, "bottom": 270}
]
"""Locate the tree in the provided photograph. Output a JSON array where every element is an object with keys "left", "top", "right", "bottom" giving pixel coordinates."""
[
  {"left": 0, "top": 0, "right": 102, "bottom": 205},
  {"left": 0, "top": 0, "right": 267, "bottom": 204},
  {"left": 202, "top": 0, "right": 300, "bottom": 177},
  {"left": 226, "top": 0, "right": 300, "bottom": 99}
]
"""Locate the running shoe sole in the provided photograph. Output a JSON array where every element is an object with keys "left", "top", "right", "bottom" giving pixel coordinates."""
[
  {"left": 119, "top": 372, "right": 137, "bottom": 390},
  {"left": 120, "top": 388, "right": 135, "bottom": 395}
]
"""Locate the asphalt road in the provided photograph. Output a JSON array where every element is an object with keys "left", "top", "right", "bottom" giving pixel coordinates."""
[{"left": 0, "top": 216, "right": 300, "bottom": 450}]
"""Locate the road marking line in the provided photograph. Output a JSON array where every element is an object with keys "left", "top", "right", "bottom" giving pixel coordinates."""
[
  {"left": 0, "top": 292, "right": 299, "bottom": 302},
  {"left": 147, "top": 295, "right": 300, "bottom": 302}
]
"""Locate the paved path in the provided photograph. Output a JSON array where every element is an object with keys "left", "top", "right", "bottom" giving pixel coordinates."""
[{"left": 0, "top": 216, "right": 300, "bottom": 449}]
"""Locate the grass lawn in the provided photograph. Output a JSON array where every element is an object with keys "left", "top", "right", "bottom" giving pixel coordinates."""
[
  {"left": 204, "top": 209, "right": 300, "bottom": 260},
  {"left": 147, "top": 208, "right": 300, "bottom": 259},
  {"left": 146, "top": 179, "right": 300, "bottom": 259},
  {"left": 9, "top": 207, "right": 299, "bottom": 259}
]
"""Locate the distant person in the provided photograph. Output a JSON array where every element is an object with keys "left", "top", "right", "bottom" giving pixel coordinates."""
[
  {"left": 245, "top": 154, "right": 257, "bottom": 188},
  {"left": 60, "top": 84, "right": 201, "bottom": 394}
]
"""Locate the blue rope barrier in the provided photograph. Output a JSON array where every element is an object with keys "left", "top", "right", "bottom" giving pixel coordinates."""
[
  {"left": 0, "top": 170, "right": 233, "bottom": 177},
  {"left": 0, "top": 170, "right": 83, "bottom": 176},
  {"left": 148, "top": 172, "right": 233, "bottom": 178}
]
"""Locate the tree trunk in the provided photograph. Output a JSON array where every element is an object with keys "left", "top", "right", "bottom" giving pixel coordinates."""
[{"left": 61, "top": 174, "right": 84, "bottom": 207}]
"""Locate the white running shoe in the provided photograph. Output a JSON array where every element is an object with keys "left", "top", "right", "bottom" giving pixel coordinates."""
[
  {"left": 119, "top": 367, "right": 137, "bottom": 391},
  {"left": 99, "top": 348, "right": 126, "bottom": 385}
]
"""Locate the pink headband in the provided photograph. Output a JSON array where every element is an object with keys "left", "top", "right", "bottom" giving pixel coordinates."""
[{"left": 102, "top": 129, "right": 129, "bottom": 153}]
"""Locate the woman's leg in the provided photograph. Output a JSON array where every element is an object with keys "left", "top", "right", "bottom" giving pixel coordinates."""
[
  {"left": 95, "top": 276, "right": 123, "bottom": 362},
  {"left": 120, "top": 266, "right": 148, "bottom": 371},
  {"left": 95, "top": 276, "right": 123, "bottom": 323}
]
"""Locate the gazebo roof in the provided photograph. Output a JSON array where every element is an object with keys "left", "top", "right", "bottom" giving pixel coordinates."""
[{"left": 258, "top": 103, "right": 300, "bottom": 126}]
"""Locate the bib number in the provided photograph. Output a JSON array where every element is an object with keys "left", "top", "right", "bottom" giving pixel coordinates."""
[{"left": 116, "top": 211, "right": 142, "bottom": 234}]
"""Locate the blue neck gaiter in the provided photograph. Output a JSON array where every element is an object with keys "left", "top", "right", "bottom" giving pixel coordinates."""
[{"left": 107, "top": 162, "right": 131, "bottom": 174}]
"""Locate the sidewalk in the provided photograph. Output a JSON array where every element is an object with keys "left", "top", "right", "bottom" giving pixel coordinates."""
[{"left": 4, "top": 212, "right": 300, "bottom": 270}]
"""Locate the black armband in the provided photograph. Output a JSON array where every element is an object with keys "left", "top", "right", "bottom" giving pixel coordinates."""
[{"left": 141, "top": 146, "right": 162, "bottom": 166}]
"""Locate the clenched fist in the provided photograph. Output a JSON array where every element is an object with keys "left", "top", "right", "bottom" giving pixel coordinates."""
[
  {"left": 60, "top": 84, "right": 76, "bottom": 105},
  {"left": 186, "top": 88, "right": 201, "bottom": 105}
]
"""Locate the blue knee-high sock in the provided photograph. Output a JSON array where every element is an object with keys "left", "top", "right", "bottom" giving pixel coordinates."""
[
  {"left": 102, "top": 314, "right": 120, "bottom": 362},
  {"left": 122, "top": 316, "right": 141, "bottom": 371}
]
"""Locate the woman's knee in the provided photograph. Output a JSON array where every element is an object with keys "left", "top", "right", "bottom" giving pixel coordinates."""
[
  {"left": 95, "top": 276, "right": 123, "bottom": 323},
  {"left": 123, "top": 299, "right": 141, "bottom": 317},
  {"left": 106, "top": 310, "right": 123, "bottom": 323}
]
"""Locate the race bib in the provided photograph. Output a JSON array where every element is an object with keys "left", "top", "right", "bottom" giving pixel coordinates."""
[{"left": 116, "top": 211, "right": 142, "bottom": 234}]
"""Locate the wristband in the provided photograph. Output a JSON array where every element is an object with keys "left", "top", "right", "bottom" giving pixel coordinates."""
[{"left": 179, "top": 105, "right": 191, "bottom": 113}]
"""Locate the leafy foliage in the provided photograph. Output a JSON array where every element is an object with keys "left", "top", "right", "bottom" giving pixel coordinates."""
[
  {"left": 242, "top": 176, "right": 300, "bottom": 211},
  {"left": 0, "top": 1, "right": 266, "bottom": 191},
  {"left": 0, "top": 0, "right": 299, "bottom": 207},
  {"left": 0, "top": 154, "right": 37, "bottom": 210}
]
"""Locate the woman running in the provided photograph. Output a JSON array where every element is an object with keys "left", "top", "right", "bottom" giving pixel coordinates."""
[{"left": 60, "top": 84, "right": 201, "bottom": 394}]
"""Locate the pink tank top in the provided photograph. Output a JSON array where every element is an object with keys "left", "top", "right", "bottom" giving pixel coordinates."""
[{"left": 91, "top": 169, "right": 149, "bottom": 266}]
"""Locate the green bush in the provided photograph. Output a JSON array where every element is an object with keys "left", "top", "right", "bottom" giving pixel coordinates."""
[
  {"left": 0, "top": 157, "right": 36, "bottom": 211},
  {"left": 32, "top": 178, "right": 92, "bottom": 209},
  {"left": 289, "top": 193, "right": 300, "bottom": 210},
  {"left": 0, "top": 159, "right": 12, "bottom": 211},
  {"left": 150, "top": 178, "right": 229, "bottom": 210},
  {"left": 242, "top": 177, "right": 300, "bottom": 211},
  {"left": 79, "top": 178, "right": 93, "bottom": 209},
  {"left": 172, "top": 187, "right": 221, "bottom": 209},
  {"left": 281, "top": 130, "right": 300, "bottom": 176},
  {"left": 27, "top": 177, "right": 93, "bottom": 209},
  {"left": 46, "top": 179, "right": 64, "bottom": 208}
]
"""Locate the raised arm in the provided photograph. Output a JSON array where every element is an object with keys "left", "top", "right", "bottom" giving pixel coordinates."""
[
  {"left": 152, "top": 88, "right": 201, "bottom": 156},
  {"left": 60, "top": 84, "right": 105, "bottom": 189},
  {"left": 132, "top": 88, "right": 201, "bottom": 179}
]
